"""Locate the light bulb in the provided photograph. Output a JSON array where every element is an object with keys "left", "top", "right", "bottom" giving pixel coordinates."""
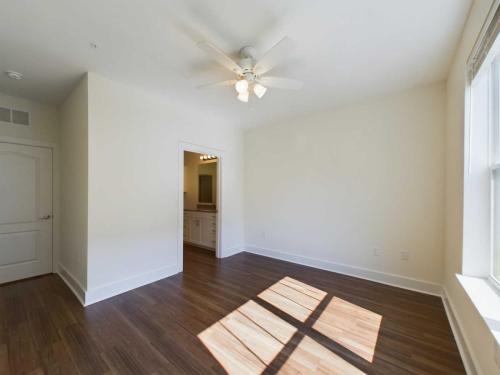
[
  {"left": 237, "top": 91, "right": 249, "bottom": 103},
  {"left": 235, "top": 79, "right": 249, "bottom": 94},
  {"left": 253, "top": 83, "right": 267, "bottom": 99}
]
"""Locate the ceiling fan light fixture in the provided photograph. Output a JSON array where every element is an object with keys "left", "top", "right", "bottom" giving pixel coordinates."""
[
  {"left": 237, "top": 91, "right": 249, "bottom": 103},
  {"left": 235, "top": 79, "right": 249, "bottom": 94},
  {"left": 253, "top": 83, "right": 267, "bottom": 99},
  {"left": 197, "top": 37, "right": 303, "bottom": 103}
]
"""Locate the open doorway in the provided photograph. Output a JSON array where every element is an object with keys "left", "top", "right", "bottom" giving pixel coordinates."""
[{"left": 181, "top": 149, "right": 219, "bottom": 269}]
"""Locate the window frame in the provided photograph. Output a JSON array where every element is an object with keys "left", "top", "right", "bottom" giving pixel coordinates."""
[{"left": 490, "top": 55, "right": 500, "bottom": 290}]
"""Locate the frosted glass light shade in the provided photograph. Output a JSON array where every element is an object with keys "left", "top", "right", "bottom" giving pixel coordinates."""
[
  {"left": 235, "top": 79, "right": 249, "bottom": 94},
  {"left": 237, "top": 91, "right": 249, "bottom": 102},
  {"left": 253, "top": 83, "right": 267, "bottom": 98}
]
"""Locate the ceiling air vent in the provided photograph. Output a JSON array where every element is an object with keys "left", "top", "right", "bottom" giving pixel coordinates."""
[
  {"left": 0, "top": 107, "right": 11, "bottom": 122},
  {"left": 0, "top": 107, "right": 30, "bottom": 126},
  {"left": 12, "top": 110, "right": 30, "bottom": 126}
]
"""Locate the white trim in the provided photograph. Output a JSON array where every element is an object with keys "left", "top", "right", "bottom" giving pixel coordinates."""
[
  {"left": 442, "top": 286, "right": 480, "bottom": 375},
  {"left": 466, "top": 0, "right": 500, "bottom": 76},
  {"left": 57, "top": 263, "right": 86, "bottom": 306},
  {"left": 456, "top": 274, "right": 500, "bottom": 346},
  {"left": 59, "top": 261, "right": 178, "bottom": 307},
  {"left": 490, "top": 275, "right": 500, "bottom": 292},
  {"left": 245, "top": 245, "right": 443, "bottom": 296},
  {"left": 222, "top": 245, "right": 245, "bottom": 258},
  {"left": 84, "top": 264, "right": 178, "bottom": 306},
  {"left": 0, "top": 136, "right": 56, "bottom": 149},
  {"left": 178, "top": 141, "right": 224, "bottom": 272},
  {"left": 0, "top": 136, "right": 60, "bottom": 277}
]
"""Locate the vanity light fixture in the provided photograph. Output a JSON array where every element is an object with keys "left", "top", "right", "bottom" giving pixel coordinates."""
[{"left": 200, "top": 155, "right": 218, "bottom": 161}]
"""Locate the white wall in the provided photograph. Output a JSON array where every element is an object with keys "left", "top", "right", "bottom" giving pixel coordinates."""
[
  {"left": 245, "top": 82, "right": 446, "bottom": 286},
  {"left": 59, "top": 75, "right": 89, "bottom": 290},
  {"left": 445, "top": 0, "right": 500, "bottom": 373},
  {"left": 85, "top": 73, "right": 245, "bottom": 298}
]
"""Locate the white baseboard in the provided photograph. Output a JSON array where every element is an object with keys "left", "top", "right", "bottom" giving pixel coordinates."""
[
  {"left": 84, "top": 264, "right": 179, "bottom": 306},
  {"left": 442, "top": 287, "right": 479, "bottom": 375},
  {"left": 222, "top": 245, "right": 245, "bottom": 258},
  {"left": 245, "top": 245, "right": 443, "bottom": 296},
  {"left": 57, "top": 263, "right": 86, "bottom": 306}
]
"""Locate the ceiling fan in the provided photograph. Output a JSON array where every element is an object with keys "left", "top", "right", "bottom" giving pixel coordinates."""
[{"left": 197, "top": 36, "right": 303, "bottom": 103}]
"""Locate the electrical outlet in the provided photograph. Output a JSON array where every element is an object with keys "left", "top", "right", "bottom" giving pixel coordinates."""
[
  {"left": 401, "top": 251, "right": 410, "bottom": 261},
  {"left": 373, "top": 247, "right": 382, "bottom": 256}
]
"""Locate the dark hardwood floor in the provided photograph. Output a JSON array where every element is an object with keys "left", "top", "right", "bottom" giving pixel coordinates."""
[{"left": 0, "top": 245, "right": 465, "bottom": 374}]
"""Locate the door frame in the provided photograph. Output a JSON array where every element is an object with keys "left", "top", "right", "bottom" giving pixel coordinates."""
[
  {"left": 0, "top": 136, "right": 59, "bottom": 275},
  {"left": 178, "top": 141, "right": 223, "bottom": 272}
]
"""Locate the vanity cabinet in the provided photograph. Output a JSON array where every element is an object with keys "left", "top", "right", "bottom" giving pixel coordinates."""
[{"left": 184, "top": 211, "right": 217, "bottom": 250}]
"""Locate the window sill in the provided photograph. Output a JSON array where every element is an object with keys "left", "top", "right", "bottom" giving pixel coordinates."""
[{"left": 456, "top": 274, "right": 500, "bottom": 347}]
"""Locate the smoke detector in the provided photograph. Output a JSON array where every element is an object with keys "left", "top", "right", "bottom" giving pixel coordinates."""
[{"left": 4, "top": 70, "right": 23, "bottom": 80}]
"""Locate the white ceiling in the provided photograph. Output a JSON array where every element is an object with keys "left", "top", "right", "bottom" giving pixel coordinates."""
[{"left": 0, "top": 0, "right": 471, "bottom": 127}]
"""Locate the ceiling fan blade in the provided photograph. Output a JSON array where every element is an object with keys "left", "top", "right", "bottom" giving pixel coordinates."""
[
  {"left": 197, "top": 41, "right": 242, "bottom": 74},
  {"left": 259, "top": 76, "right": 303, "bottom": 90},
  {"left": 254, "top": 36, "right": 295, "bottom": 75},
  {"left": 197, "top": 79, "right": 237, "bottom": 89}
]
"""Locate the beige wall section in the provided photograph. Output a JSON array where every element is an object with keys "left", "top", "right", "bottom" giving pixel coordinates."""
[
  {"left": 445, "top": 0, "right": 499, "bottom": 374},
  {"left": 184, "top": 152, "right": 199, "bottom": 210},
  {"left": 245, "top": 82, "right": 446, "bottom": 285},
  {"left": 0, "top": 92, "right": 59, "bottom": 143},
  {"left": 59, "top": 75, "right": 89, "bottom": 289},
  {"left": 86, "top": 72, "right": 244, "bottom": 292}
]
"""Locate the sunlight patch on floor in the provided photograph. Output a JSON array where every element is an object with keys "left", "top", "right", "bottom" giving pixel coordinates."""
[
  {"left": 198, "top": 319, "right": 267, "bottom": 374},
  {"left": 281, "top": 335, "right": 366, "bottom": 374},
  {"left": 238, "top": 300, "right": 297, "bottom": 344},
  {"left": 198, "top": 300, "right": 297, "bottom": 374},
  {"left": 258, "top": 277, "right": 326, "bottom": 322},
  {"left": 198, "top": 277, "right": 375, "bottom": 374},
  {"left": 312, "top": 297, "right": 382, "bottom": 362}
]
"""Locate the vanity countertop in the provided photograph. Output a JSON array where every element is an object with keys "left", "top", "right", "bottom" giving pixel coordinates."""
[{"left": 184, "top": 208, "right": 218, "bottom": 213}]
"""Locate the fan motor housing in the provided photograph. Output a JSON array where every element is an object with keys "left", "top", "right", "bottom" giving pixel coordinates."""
[
  {"left": 239, "top": 46, "right": 257, "bottom": 81},
  {"left": 240, "top": 46, "right": 256, "bottom": 60}
]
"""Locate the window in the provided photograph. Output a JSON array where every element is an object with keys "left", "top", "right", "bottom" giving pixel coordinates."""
[
  {"left": 467, "top": 21, "right": 500, "bottom": 289},
  {"left": 460, "top": 3, "right": 500, "bottom": 351},
  {"left": 492, "top": 56, "right": 500, "bottom": 286},
  {"left": 472, "top": 34, "right": 500, "bottom": 287}
]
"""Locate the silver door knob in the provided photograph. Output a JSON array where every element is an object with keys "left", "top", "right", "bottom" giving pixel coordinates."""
[{"left": 39, "top": 215, "right": 51, "bottom": 220}]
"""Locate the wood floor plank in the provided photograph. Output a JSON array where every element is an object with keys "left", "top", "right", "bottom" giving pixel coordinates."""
[
  {"left": 0, "top": 245, "right": 466, "bottom": 374},
  {"left": 61, "top": 323, "right": 110, "bottom": 375}
]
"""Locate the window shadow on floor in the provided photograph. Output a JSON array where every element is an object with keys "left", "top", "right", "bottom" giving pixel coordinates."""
[{"left": 198, "top": 276, "right": 382, "bottom": 374}]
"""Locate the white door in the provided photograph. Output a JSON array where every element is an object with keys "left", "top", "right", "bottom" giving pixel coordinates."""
[{"left": 0, "top": 143, "right": 52, "bottom": 284}]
